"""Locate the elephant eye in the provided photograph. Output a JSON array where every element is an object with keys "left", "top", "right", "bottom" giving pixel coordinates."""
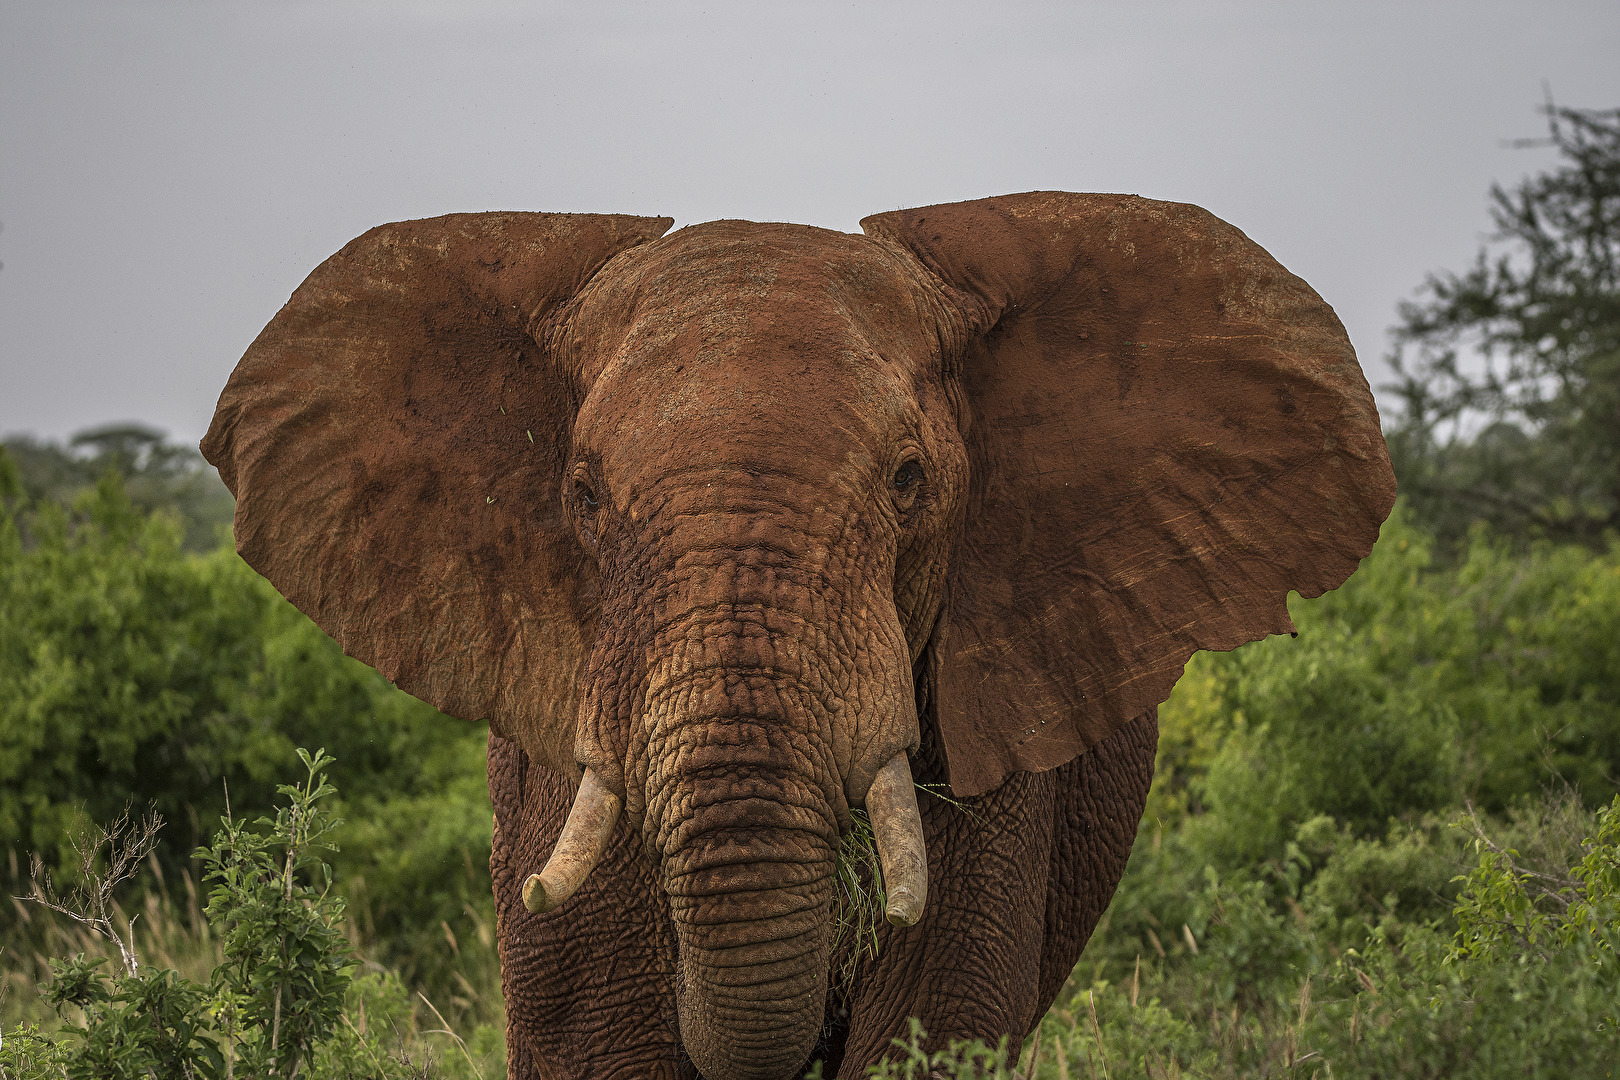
[
  {"left": 575, "top": 481, "right": 599, "bottom": 512},
  {"left": 893, "top": 461, "right": 924, "bottom": 490}
]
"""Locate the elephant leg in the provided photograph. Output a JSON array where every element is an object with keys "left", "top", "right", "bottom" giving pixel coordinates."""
[
  {"left": 832, "top": 711, "right": 1158, "bottom": 1075},
  {"left": 1033, "top": 710, "right": 1158, "bottom": 1016},
  {"left": 488, "top": 733, "right": 695, "bottom": 1080}
]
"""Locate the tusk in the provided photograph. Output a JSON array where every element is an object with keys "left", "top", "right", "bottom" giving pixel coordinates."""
[
  {"left": 865, "top": 751, "right": 928, "bottom": 927},
  {"left": 522, "top": 768, "right": 622, "bottom": 914}
]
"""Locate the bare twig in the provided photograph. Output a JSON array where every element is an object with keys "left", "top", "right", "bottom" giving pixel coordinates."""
[
  {"left": 1022, "top": 1024, "right": 1043, "bottom": 1078},
  {"left": 15, "top": 801, "right": 164, "bottom": 976},
  {"left": 1461, "top": 801, "right": 1579, "bottom": 897},
  {"left": 340, "top": 1012, "right": 390, "bottom": 1076}
]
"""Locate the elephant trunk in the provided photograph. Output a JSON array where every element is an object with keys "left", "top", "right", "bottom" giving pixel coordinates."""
[
  {"left": 608, "top": 502, "right": 922, "bottom": 1078},
  {"left": 637, "top": 627, "right": 844, "bottom": 1078},
  {"left": 663, "top": 787, "right": 837, "bottom": 1080}
]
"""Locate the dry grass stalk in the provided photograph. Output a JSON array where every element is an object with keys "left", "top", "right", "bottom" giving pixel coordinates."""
[{"left": 1086, "top": 991, "right": 1109, "bottom": 1080}]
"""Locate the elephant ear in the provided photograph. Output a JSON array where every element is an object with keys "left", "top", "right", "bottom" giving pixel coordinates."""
[
  {"left": 863, "top": 192, "right": 1395, "bottom": 797},
  {"left": 202, "top": 211, "right": 672, "bottom": 779}
]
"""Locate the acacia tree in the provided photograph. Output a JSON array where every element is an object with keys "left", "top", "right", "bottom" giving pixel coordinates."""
[{"left": 1387, "top": 103, "right": 1620, "bottom": 546}]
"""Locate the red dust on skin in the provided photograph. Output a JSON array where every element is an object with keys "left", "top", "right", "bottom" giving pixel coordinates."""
[
  {"left": 553, "top": 227, "right": 959, "bottom": 1077},
  {"left": 202, "top": 193, "right": 1395, "bottom": 1078},
  {"left": 563, "top": 224, "right": 959, "bottom": 812}
]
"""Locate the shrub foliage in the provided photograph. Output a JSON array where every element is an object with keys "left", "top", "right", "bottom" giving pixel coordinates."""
[
  {"left": 1, "top": 749, "right": 489, "bottom": 1079},
  {"left": 3, "top": 410, "right": 1620, "bottom": 1076},
  {"left": 0, "top": 463, "right": 496, "bottom": 1005}
]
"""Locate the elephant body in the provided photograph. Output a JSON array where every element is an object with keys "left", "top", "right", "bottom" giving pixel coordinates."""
[
  {"left": 492, "top": 712, "right": 1159, "bottom": 1078},
  {"left": 202, "top": 193, "right": 1395, "bottom": 1079}
]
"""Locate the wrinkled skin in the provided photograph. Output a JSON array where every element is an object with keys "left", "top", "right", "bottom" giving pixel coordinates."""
[
  {"left": 492, "top": 712, "right": 1158, "bottom": 1078},
  {"left": 202, "top": 194, "right": 1395, "bottom": 1079},
  {"left": 557, "top": 224, "right": 962, "bottom": 1074}
]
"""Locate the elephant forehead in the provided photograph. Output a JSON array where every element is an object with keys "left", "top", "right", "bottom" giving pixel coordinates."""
[
  {"left": 592, "top": 338, "right": 896, "bottom": 445},
  {"left": 571, "top": 233, "right": 936, "bottom": 497},
  {"left": 572, "top": 220, "right": 942, "bottom": 383},
  {"left": 585, "top": 360, "right": 891, "bottom": 518}
]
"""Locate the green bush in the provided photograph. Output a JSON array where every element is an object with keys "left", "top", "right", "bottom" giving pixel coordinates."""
[
  {"left": 1, "top": 427, "right": 233, "bottom": 555},
  {"left": 0, "top": 462, "right": 496, "bottom": 1010},
  {"left": 0, "top": 749, "right": 504, "bottom": 1080},
  {"left": 1056, "top": 502, "right": 1620, "bottom": 1078},
  {"left": 1148, "top": 502, "right": 1620, "bottom": 868},
  {"left": 1024, "top": 797, "right": 1620, "bottom": 1079}
]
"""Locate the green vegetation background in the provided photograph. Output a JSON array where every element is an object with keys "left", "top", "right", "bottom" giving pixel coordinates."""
[
  {"left": 0, "top": 440, "right": 504, "bottom": 1076},
  {"left": 2, "top": 103, "right": 1616, "bottom": 1077}
]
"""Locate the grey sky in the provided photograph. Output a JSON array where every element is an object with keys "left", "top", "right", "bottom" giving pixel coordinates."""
[{"left": 2, "top": 0, "right": 1617, "bottom": 446}]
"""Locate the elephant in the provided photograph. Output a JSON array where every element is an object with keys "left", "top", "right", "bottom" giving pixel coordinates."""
[{"left": 201, "top": 192, "right": 1395, "bottom": 1079}]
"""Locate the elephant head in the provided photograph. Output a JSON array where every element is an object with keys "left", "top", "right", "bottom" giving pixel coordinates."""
[{"left": 202, "top": 193, "right": 1394, "bottom": 1079}]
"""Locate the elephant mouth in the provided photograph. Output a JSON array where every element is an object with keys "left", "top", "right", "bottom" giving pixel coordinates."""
[{"left": 521, "top": 753, "right": 926, "bottom": 927}]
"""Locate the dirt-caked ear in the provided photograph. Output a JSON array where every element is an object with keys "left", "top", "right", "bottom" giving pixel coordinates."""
[
  {"left": 863, "top": 192, "right": 1395, "bottom": 797},
  {"left": 202, "top": 211, "right": 673, "bottom": 779}
]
